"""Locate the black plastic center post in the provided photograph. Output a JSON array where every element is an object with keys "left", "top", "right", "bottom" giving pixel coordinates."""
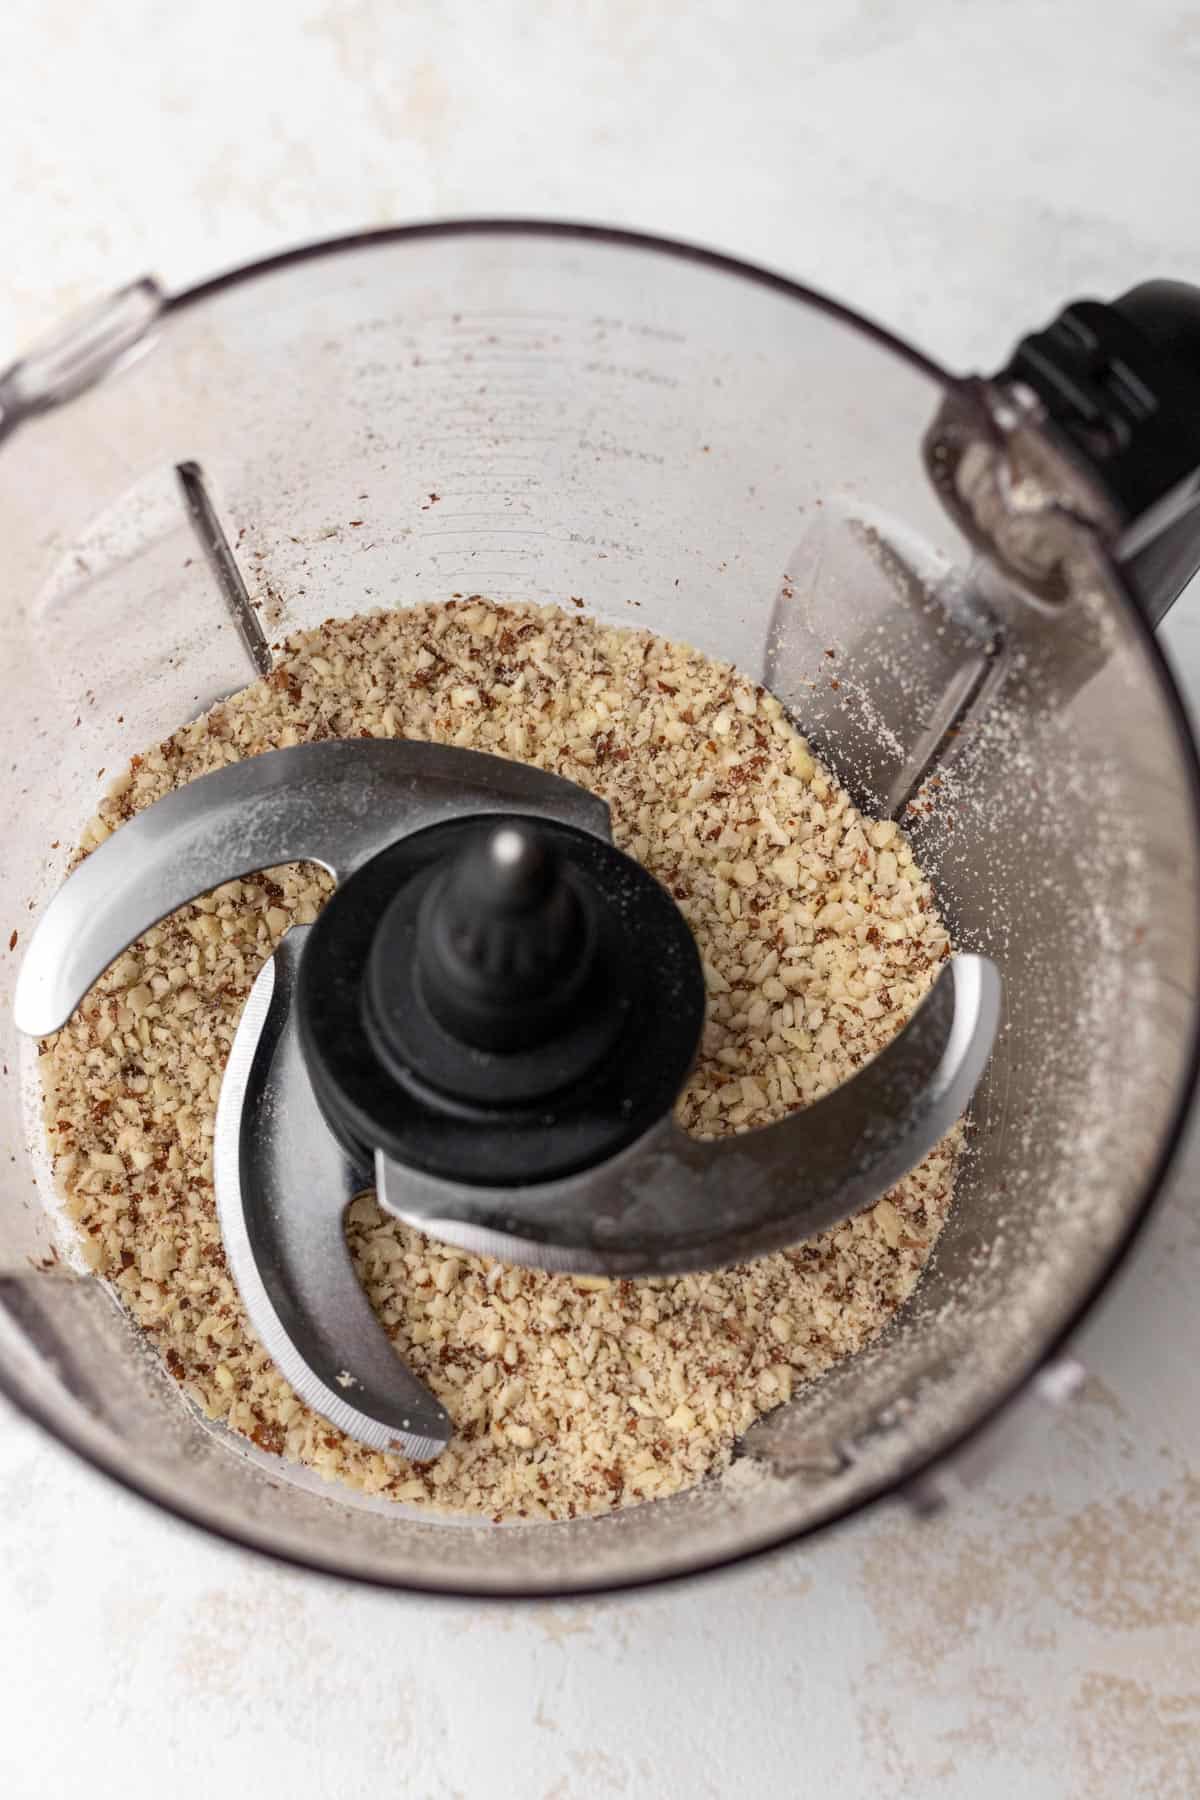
[
  {"left": 363, "top": 819, "right": 630, "bottom": 1107},
  {"left": 409, "top": 820, "right": 597, "bottom": 1055},
  {"left": 296, "top": 814, "right": 705, "bottom": 1185}
]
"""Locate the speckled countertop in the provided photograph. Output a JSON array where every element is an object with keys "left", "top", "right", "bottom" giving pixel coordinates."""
[{"left": 2, "top": 3, "right": 1199, "bottom": 1795}]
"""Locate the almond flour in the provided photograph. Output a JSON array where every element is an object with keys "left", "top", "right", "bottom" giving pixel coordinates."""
[{"left": 40, "top": 599, "right": 958, "bottom": 1520}]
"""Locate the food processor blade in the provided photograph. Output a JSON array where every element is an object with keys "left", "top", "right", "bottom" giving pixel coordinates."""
[
  {"left": 215, "top": 927, "right": 451, "bottom": 1460},
  {"left": 15, "top": 740, "right": 612, "bottom": 1038},
  {"left": 375, "top": 951, "right": 1000, "bottom": 1275},
  {"left": 17, "top": 737, "right": 999, "bottom": 1453}
]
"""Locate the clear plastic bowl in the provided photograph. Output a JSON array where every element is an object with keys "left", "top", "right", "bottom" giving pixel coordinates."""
[{"left": 1, "top": 223, "right": 1197, "bottom": 1594}]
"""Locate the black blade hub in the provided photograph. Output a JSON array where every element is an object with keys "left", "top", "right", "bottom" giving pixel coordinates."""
[{"left": 296, "top": 814, "right": 705, "bottom": 1185}]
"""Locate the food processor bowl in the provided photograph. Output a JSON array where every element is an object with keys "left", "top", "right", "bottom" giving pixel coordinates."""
[{"left": 2, "top": 223, "right": 1197, "bottom": 1595}]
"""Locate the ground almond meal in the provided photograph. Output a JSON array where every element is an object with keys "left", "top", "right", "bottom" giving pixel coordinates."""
[{"left": 41, "top": 599, "right": 958, "bottom": 1520}]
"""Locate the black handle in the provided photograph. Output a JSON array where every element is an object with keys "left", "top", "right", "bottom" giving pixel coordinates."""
[{"left": 1004, "top": 280, "right": 1200, "bottom": 625}]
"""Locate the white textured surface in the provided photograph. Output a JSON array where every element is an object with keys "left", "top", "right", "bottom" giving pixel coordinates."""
[{"left": 2, "top": 2, "right": 1200, "bottom": 1795}]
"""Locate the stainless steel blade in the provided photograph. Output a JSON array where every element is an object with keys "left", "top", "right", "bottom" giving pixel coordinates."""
[
  {"left": 16, "top": 740, "right": 611, "bottom": 1035},
  {"left": 377, "top": 953, "right": 1001, "bottom": 1276},
  {"left": 214, "top": 927, "right": 451, "bottom": 1460}
]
